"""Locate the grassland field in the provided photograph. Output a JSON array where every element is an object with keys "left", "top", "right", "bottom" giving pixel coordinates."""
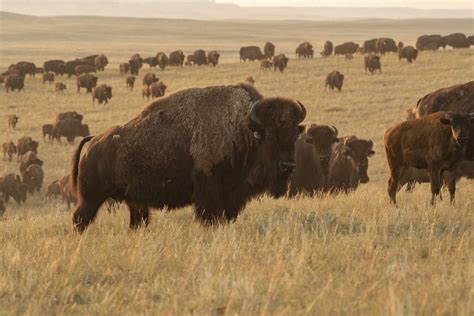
[{"left": 0, "top": 13, "right": 473, "bottom": 315}]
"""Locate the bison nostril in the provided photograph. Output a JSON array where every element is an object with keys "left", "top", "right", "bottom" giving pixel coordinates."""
[{"left": 279, "top": 161, "right": 296, "bottom": 171}]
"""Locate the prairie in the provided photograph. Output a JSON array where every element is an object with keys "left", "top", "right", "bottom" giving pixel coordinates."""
[{"left": 0, "top": 13, "right": 473, "bottom": 315}]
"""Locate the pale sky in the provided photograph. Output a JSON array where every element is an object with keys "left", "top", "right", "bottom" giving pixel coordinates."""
[{"left": 217, "top": 0, "right": 473, "bottom": 10}]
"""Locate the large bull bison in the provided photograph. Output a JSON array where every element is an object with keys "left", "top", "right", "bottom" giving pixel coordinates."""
[
  {"left": 44, "top": 60, "right": 65, "bottom": 75},
  {"left": 64, "top": 60, "right": 90, "bottom": 78},
  {"left": 334, "top": 42, "right": 360, "bottom": 55},
  {"left": 363, "top": 39, "right": 378, "bottom": 54},
  {"left": 295, "top": 42, "right": 314, "bottom": 58},
  {"left": 70, "top": 83, "right": 306, "bottom": 232},
  {"left": 5, "top": 74, "right": 25, "bottom": 92},
  {"left": 240, "top": 46, "right": 265, "bottom": 62},
  {"left": 325, "top": 71, "right": 344, "bottom": 92},
  {"left": 376, "top": 38, "right": 397, "bottom": 54},
  {"left": 92, "top": 84, "right": 112, "bottom": 105},
  {"left": 12, "top": 62, "right": 36, "bottom": 78},
  {"left": 384, "top": 111, "right": 474, "bottom": 205},
  {"left": 76, "top": 74, "right": 98, "bottom": 93},
  {"left": 207, "top": 51, "right": 220, "bottom": 67},
  {"left": 19, "top": 151, "right": 43, "bottom": 173},
  {"left": 320, "top": 40, "right": 333, "bottom": 57},
  {"left": 264, "top": 42, "right": 275, "bottom": 59},
  {"left": 150, "top": 82, "right": 167, "bottom": 98},
  {"left": 272, "top": 54, "right": 288, "bottom": 72},
  {"left": 364, "top": 54, "right": 381, "bottom": 74},
  {"left": 54, "top": 119, "right": 90, "bottom": 144},
  {"left": 2, "top": 141, "right": 17, "bottom": 161},
  {"left": 289, "top": 124, "right": 339, "bottom": 196},
  {"left": 416, "top": 35, "right": 446, "bottom": 51},
  {"left": 443, "top": 33, "right": 470, "bottom": 49},
  {"left": 143, "top": 72, "right": 159, "bottom": 87},
  {"left": 74, "top": 65, "right": 96, "bottom": 76},
  {"left": 22, "top": 164, "right": 44, "bottom": 194},
  {"left": 56, "top": 111, "right": 83, "bottom": 123},
  {"left": 398, "top": 44, "right": 418, "bottom": 63},
  {"left": 156, "top": 53, "right": 169, "bottom": 71},
  {"left": 191, "top": 49, "right": 208, "bottom": 66},
  {"left": 169, "top": 50, "right": 185, "bottom": 67}
]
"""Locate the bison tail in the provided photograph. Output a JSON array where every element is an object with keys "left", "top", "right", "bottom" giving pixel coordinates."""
[{"left": 70, "top": 136, "right": 93, "bottom": 193}]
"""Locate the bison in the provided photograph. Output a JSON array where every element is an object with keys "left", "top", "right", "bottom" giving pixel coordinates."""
[
  {"left": 398, "top": 45, "right": 418, "bottom": 63},
  {"left": 43, "top": 72, "right": 55, "bottom": 84},
  {"left": 46, "top": 179, "right": 62, "bottom": 200},
  {"left": 56, "top": 111, "right": 83, "bottom": 123},
  {"left": 320, "top": 40, "right": 333, "bottom": 57},
  {"left": 334, "top": 42, "right": 360, "bottom": 55},
  {"left": 120, "top": 63, "right": 130, "bottom": 75},
  {"left": 12, "top": 62, "right": 36, "bottom": 78},
  {"left": 264, "top": 42, "right": 275, "bottom": 59},
  {"left": 272, "top": 54, "right": 288, "bottom": 72},
  {"left": 143, "top": 57, "right": 158, "bottom": 68},
  {"left": 92, "top": 84, "right": 112, "bottom": 105},
  {"left": 42, "top": 124, "right": 54, "bottom": 142},
  {"left": 384, "top": 111, "right": 474, "bottom": 205},
  {"left": 64, "top": 60, "right": 90, "bottom": 78},
  {"left": 295, "top": 42, "right": 314, "bottom": 58},
  {"left": 76, "top": 74, "right": 98, "bottom": 93},
  {"left": 169, "top": 50, "right": 185, "bottom": 67},
  {"left": 142, "top": 86, "right": 151, "bottom": 99},
  {"left": 156, "top": 53, "right": 169, "bottom": 71},
  {"left": 94, "top": 54, "right": 108, "bottom": 71},
  {"left": 74, "top": 65, "right": 96, "bottom": 76},
  {"left": 44, "top": 60, "right": 65, "bottom": 75},
  {"left": 22, "top": 164, "right": 44, "bottom": 194},
  {"left": 325, "top": 71, "right": 344, "bottom": 92},
  {"left": 443, "top": 33, "right": 470, "bottom": 49},
  {"left": 364, "top": 54, "right": 381, "bottom": 74},
  {"left": 2, "top": 141, "right": 16, "bottom": 161},
  {"left": 191, "top": 49, "right": 208, "bottom": 66},
  {"left": 53, "top": 119, "right": 90, "bottom": 144},
  {"left": 55, "top": 82, "right": 67, "bottom": 93},
  {"left": 260, "top": 60, "right": 272, "bottom": 71},
  {"left": 5, "top": 74, "right": 25, "bottom": 92},
  {"left": 150, "top": 81, "right": 167, "bottom": 99},
  {"left": 0, "top": 174, "right": 27, "bottom": 205},
  {"left": 8, "top": 114, "right": 19, "bottom": 129},
  {"left": 17, "top": 137, "right": 39, "bottom": 160},
  {"left": 207, "top": 51, "right": 220, "bottom": 67},
  {"left": 126, "top": 76, "right": 136, "bottom": 91},
  {"left": 416, "top": 35, "right": 446, "bottom": 51},
  {"left": 289, "top": 124, "right": 339, "bottom": 197},
  {"left": 376, "top": 38, "right": 397, "bottom": 54},
  {"left": 363, "top": 38, "right": 378, "bottom": 54},
  {"left": 128, "top": 57, "right": 142, "bottom": 76},
  {"left": 70, "top": 83, "right": 306, "bottom": 232},
  {"left": 240, "top": 46, "right": 265, "bottom": 62},
  {"left": 19, "top": 151, "right": 43, "bottom": 173},
  {"left": 143, "top": 72, "right": 159, "bottom": 87}
]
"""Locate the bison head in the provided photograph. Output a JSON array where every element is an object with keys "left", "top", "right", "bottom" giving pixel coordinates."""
[
  {"left": 305, "top": 124, "right": 339, "bottom": 175},
  {"left": 440, "top": 112, "right": 474, "bottom": 146},
  {"left": 248, "top": 98, "right": 306, "bottom": 197},
  {"left": 343, "top": 138, "right": 375, "bottom": 184}
]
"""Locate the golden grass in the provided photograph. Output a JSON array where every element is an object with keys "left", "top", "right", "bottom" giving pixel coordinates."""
[{"left": 0, "top": 15, "right": 473, "bottom": 314}]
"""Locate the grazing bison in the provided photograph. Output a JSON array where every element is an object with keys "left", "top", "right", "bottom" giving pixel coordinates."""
[
  {"left": 169, "top": 50, "right": 185, "bottom": 67},
  {"left": 207, "top": 51, "right": 220, "bottom": 67},
  {"left": 5, "top": 74, "right": 25, "bottom": 92},
  {"left": 325, "top": 71, "right": 344, "bottom": 92},
  {"left": 384, "top": 111, "right": 474, "bottom": 205},
  {"left": 272, "top": 54, "right": 288, "bottom": 72},
  {"left": 22, "top": 164, "right": 44, "bottom": 194},
  {"left": 60, "top": 175, "right": 77, "bottom": 209},
  {"left": 416, "top": 35, "right": 446, "bottom": 51},
  {"left": 240, "top": 46, "right": 265, "bottom": 62},
  {"left": 364, "top": 54, "right": 381, "bottom": 74},
  {"left": 55, "top": 82, "right": 66, "bottom": 93},
  {"left": 129, "top": 56, "right": 142, "bottom": 76},
  {"left": 334, "top": 42, "right": 360, "bottom": 55},
  {"left": 398, "top": 45, "right": 418, "bottom": 63},
  {"left": 327, "top": 136, "right": 375, "bottom": 194},
  {"left": 143, "top": 72, "right": 159, "bottom": 87},
  {"left": 94, "top": 54, "right": 108, "bottom": 71},
  {"left": 376, "top": 38, "right": 397, "bottom": 54},
  {"left": 44, "top": 60, "right": 65, "bottom": 75},
  {"left": 443, "top": 33, "right": 470, "bottom": 49},
  {"left": 42, "top": 124, "right": 54, "bottom": 142},
  {"left": 120, "top": 63, "right": 130, "bottom": 75},
  {"left": 415, "top": 81, "right": 474, "bottom": 118},
  {"left": 142, "top": 86, "right": 151, "bottom": 99},
  {"left": 92, "top": 84, "right": 112, "bottom": 105},
  {"left": 264, "top": 42, "right": 275, "bottom": 59},
  {"left": 320, "top": 40, "right": 333, "bottom": 57},
  {"left": 295, "top": 42, "right": 314, "bottom": 58},
  {"left": 289, "top": 124, "right": 339, "bottom": 197},
  {"left": 260, "top": 60, "right": 272, "bottom": 71},
  {"left": 56, "top": 111, "right": 83, "bottom": 123},
  {"left": 70, "top": 83, "right": 306, "bottom": 231},
  {"left": 143, "top": 57, "right": 159, "bottom": 68},
  {"left": 150, "top": 81, "right": 167, "bottom": 99},
  {"left": 19, "top": 151, "right": 43, "bottom": 173},
  {"left": 191, "top": 49, "right": 208, "bottom": 66},
  {"left": 43, "top": 72, "right": 55, "bottom": 84},
  {"left": 8, "top": 114, "right": 19, "bottom": 129},
  {"left": 17, "top": 137, "right": 39, "bottom": 159},
  {"left": 76, "top": 74, "right": 98, "bottom": 93},
  {"left": 363, "top": 38, "right": 378, "bottom": 54},
  {"left": 54, "top": 119, "right": 90, "bottom": 144},
  {"left": 74, "top": 65, "right": 96, "bottom": 76},
  {"left": 13, "top": 62, "right": 36, "bottom": 78},
  {"left": 156, "top": 53, "right": 169, "bottom": 71},
  {"left": 64, "top": 60, "right": 90, "bottom": 78},
  {"left": 2, "top": 141, "right": 16, "bottom": 161},
  {"left": 126, "top": 76, "right": 136, "bottom": 91},
  {"left": 46, "top": 179, "right": 62, "bottom": 200},
  {"left": 0, "top": 174, "right": 27, "bottom": 205}
]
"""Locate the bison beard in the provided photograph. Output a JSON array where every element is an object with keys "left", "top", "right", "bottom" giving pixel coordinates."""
[{"left": 71, "top": 84, "right": 306, "bottom": 232}]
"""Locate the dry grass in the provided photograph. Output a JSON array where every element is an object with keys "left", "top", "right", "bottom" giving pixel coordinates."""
[{"left": 0, "top": 15, "right": 473, "bottom": 315}]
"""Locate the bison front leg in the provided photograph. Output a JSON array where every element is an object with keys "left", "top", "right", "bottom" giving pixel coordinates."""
[
  {"left": 127, "top": 203, "right": 150, "bottom": 229},
  {"left": 427, "top": 164, "right": 442, "bottom": 205},
  {"left": 192, "top": 173, "right": 226, "bottom": 225},
  {"left": 387, "top": 167, "right": 400, "bottom": 205},
  {"left": 444, "top": 172, "right": 457, "bottom": 205}
]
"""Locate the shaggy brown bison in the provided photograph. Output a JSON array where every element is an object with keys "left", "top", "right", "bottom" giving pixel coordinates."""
[
  {"left": 272, "top": 54, "right": 288, "bottom": 72},
  {"left": 416, "top": 35, "right": 446, "bottom": 51},
  {"left": 398, "top": 45, "right": 418, "bottom": 63},
  {"left": 384, "top": 111, "right": 474, "bottom": 205},
  {"left": 54, "top": 119, "right": 90, "bottom": 144},
  {"left": 120, "top": 63, "right": 130, "bottom": 75},
  {"left": 60, "top": 175, "right": 77, "bottom": 209},
  {"left": 17, "top": 137, "right": 39, "bottom": 160},
  {"left": 245, "top": 76, "right": 255, "bottom": 85},
  {"left": 364, "top": 54, "right": 381, "bottom": 74},
  {"left": 44, "top": 60, "right": 65, "bottom": 75},
  {"left": 443, "top": 33, "right": 470, "bottom": 49},
  {"left": 260, "top": 60, "right": 272, "bottom": 71},
  {"left": 46, "top": 179, "right": 62, "bottom": 200},
  {"left": 169, "top": 50, "right": 185, "bottom": 67},
  {"left": 150, "top": 81, "right": 167, "bottom": 99},
  {"left": 126, "top": 76, "right": 136, "bottom": 91},
  {"left": 289, "top": 124, "right": 339, "bottom": 196},
  {"left": 22, "top": 164, "right": 44, "bottom": 194},
  {"left": 335, "top": 42, "right": 360, "bottom": 55},
  {"left": 363, "top": 38, "right": 378, "bottom": 54},
  {"left": 92, "top": 84, "right": 112, "bottom": 105},
  {"left": 19, "top": 151, "right": 43, "bottom": 173},
  {"left": 94, "top": 54, "right": 108, "bottom": 71},
  {"left": 143, "top": 72, "right": 159, "bottom": 87},
  {"left": 264, "top": 42, "right": 275, "bottom": 59},
  {"left": 12, "top": 62, "right": 36, "bottom": 78},
  {"left": 0, "top": 174, "right": 27, "bottom": 205},
  {"left": 143, "top": 57, "right": 158, "bottom": 68},
  {"left": 327, "top": 136, "right": 375, "bottom": 194},
  {"left": 56, "top": 111, "right": 83, "bottom": 123},
  {"left": 5, "top": 74, "right": 25, "bottom": 92},
  {"left": 295, "top": 42, "right": 314, "bottom": 58},
  {"left": 55, "top": 82, "right": 66, "bottom": 93},
  {"left": 2, "top": 141, "right": 16, "bottom": 161},
  {"left": 64, "top": 60, "right": 90, "bottom": 77},
  {"left": 415, "top": 81, "right": 474, "bottom": 118},
  {"left": 43, "top": 72, "right": 55, "bottom": 84},
  {"left": 76, "top": 74, "right": 98, "bottom": 93},
  {"left": 156, "top": 53, "right": 169, "bottom": 71},
  {"left": 74, "top": 65, "right": 96, "bottom": 76},
  {"left": 207, "top": 51, "right": 220, "bottom": 67},
  {"left": 240, "top": 46, "right": 265, "bottom": 62},
  {"left": 70, "top": 83, "right": 306, "bottom": 232},
  {"left": 325, "top": 71, "right": 344, "bottom": 92},
  {"left": 8, "top": 114, "right": 19, "bottom": 129},
  {"left": 376, "top": 38, "right": 397, "bottom": 54},
  {"left": 320, "top": 40, "right": 333, "bottom": 57},
  {"left": 191, "top": 49, "right": 208, "bottom": 66},
  {"left": 129, "top": 57, "right": 142, "bottom": 76},
  {"left": 42, "top": 124, "right": 54, "bottom": 142}
]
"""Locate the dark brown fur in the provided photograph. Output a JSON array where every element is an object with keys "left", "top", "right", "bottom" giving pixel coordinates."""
[
  {"left": 207, "top": 51, "right": 220, "bottom": 67},
  {"left": 92, "top": 84, "right": 112, "bottom": 105},
  {"left": 17, "top": 137, "right": 39, "bottom": 161},
  {"left": 0, "top": 174, "right": 27, "bottom": 205},
  {"left": 272, "top": 54, "right": 288, "bottom": 72},
  {"left": 364, "top": 54, "right": 381, "bottom": 74},
  {"left": 76, "top": 74, "right": 98, "bottom": 93},
  {"left": 334, "top": 42, "right": 360, "bottom": 55},
  {"left": 169, "top": 50, "right": 185, "bottom": 67},
  {"left": 295, "top": 42, "right": 314, "bottom": 58},
  {"left": 239, "top": 46, "right": 265, "bottom": 62},
  {"left": 325, "top": 71, "right": 344, "bottom": 92},
  {"left": 53, "top": 119, "right": 90, "bottom": 144},
  {"left": 2, "top": 141, "right": 17, "bottom": 161},
  {"left": 126, "top": 76, "right": 135, "bottom": 91},
  {"left": 264, "top": 42, "right": 275, "bottom": 59},
  {"left": 19, "top": 151, "right": 43, "bottom": 173},
  {"left": 22, "top": 164, "right": 44, "bottom": 194}
]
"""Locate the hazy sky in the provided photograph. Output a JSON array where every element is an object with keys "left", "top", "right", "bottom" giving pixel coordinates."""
[{"left": 217, "top": 0, "right": 472, "bottom": 10}]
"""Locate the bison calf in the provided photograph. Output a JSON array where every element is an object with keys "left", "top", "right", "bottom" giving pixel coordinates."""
[
  {"left": 2, "top": 141, "right": 17, "bottom": 161},
  {"left": 43, "top": 72, "right": 55, "bottom": 84},
  {"left": 126, "top": 76, "right": 136, "bottom": 91},
  {"left": 8, "top": 114, "right": 19, "bottom": 129},
  {"left": 55, "top": 82, "right": 67, "bottom": 93}
]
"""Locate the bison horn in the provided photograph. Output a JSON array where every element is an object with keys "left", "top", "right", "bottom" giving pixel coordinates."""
[
  {"left": 249, "top": 101, "right": 263, "bottom": 126},
  {"left": 296, "top": 100, "right": 307, "bottom": 123},
  {"left": 331, "top": 125, "right": 338, "bottom": 136}
]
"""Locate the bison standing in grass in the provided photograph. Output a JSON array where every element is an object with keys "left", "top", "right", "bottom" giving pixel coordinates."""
[
  {"left": 295, "top": 42, "right": 314, "bottom": 58},
  {"left": 240, "top": 46, "right": 265, "bottom": 62},
  {"left": 398, "top": 44, "right": 418, "bottom": 63},
  {"left": 53, "top": 119, "right": 90, "bottom": 144},
  {"left": 207, "top": 51, "right": 220, "bottom": 67},
  {"left": 44, "top": 60, "right": 65, "bottom": 75},
  {"left": 272, "top": 54, "right": 288, "bottom": 72},
  {"left": 264, "top": 42, "right": 275, "bottom": 59},
  {"left": 169, "top": 50, "right": 185, "bottom": 67},
  {"left": 70, "top": 83, "right": 306, "bottom": 232},
  {"left": 55, "top": 82, "right": 67, "bottom": 93},
  {"left": 150, "top": 81, "right": 167, "bottom": 99},
  {"left": 17, "top": 137, "right": 39, "bottom": 160},
  {"left": 76, "top": 74, "right": 98, "bottom": 93},
  {"left": 364, "top": 54, "right": 381, "bottom": 74},
  {"left": 22, "top": 164, "right": 44, "bottom": 194},
  {"left": 0, "top": 174, "right": 27, "bottom": 205},
  {"left": 43, "top": 72, "right": 55, "bottom": 84},
  {"left": 5, "top": 74, "right": 25, "bottom": 92},
  {"left": 320, "top": 40, "right": 333, "bottom": 57},
  {"left": 120, "top": 63, "right": 130, "bottom": 75},
  {"left": 335, "top": 42, "right": 359, "bottom": 55},
  {"left": 325, "top": 71, "right": 344, "bottom": 92},
  {"left": 156, "top": 53, "right": 169, "bottom": 71},
  {"left": 92, "top": 84, "right": 112, "bottom": 105}
]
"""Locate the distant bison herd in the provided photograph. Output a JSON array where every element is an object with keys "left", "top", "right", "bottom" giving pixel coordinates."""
[{"left": 0, "top": 31, "right": 473, "bottom": 230}]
